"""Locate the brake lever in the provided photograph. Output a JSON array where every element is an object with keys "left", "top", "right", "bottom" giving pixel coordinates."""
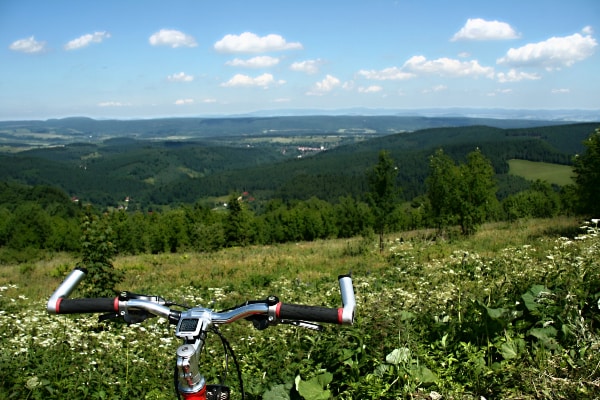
[
  {"left": 99, "top": 312, "right": 120, "bottom": 323},
  {"left": 98, "top": 309, "right": 155, "bottom": 324},
  {"left": 281, "top": 320, "right": 323, "bottom": 331},
  {"left": 248, "top": 315, "right": 270, "bottom": 330}
]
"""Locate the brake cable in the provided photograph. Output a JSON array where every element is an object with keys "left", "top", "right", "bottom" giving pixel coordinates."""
[{"left": 211, "top": 325, "right": 245, "bottom": 400}]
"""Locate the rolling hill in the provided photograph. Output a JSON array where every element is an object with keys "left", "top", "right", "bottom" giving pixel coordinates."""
[{"left": 0, "top": 119, "right": 598, "bottom": 208}]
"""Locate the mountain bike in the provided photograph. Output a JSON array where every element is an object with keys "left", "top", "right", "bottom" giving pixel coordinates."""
[{"left": 47, "top": 267, "right": 356, "bottom": 399}]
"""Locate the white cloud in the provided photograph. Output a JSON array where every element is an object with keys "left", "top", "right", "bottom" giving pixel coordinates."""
[
  {"left": 203, "top": 98, "right": 217, "bottom": 103},
  {"left": 221, "top": 73, "right": 283, "bottom": 88},
  {"left": 167, "top": 72, "right": 194, "bottom": 82},
  {"left": 175, "top": 98, "right": 194, "bottom": 105},
  {"left": 496, "top": 69, "right": 540, "bottom": 83},
  {"left": 358, "top": 57, "right": 494, "bottom": 83},
  {"left": 358, "top": 85, "right": 383, "bottom": 93},
  {"left": 357, "top": 67, "right": 415, "bottom": 80},
  {"left": 582, "top": 26, "right": 594, "bottom": 35},
  {"left": 422, "top": 84, "right": 448, "bottom": 93},
  {"left": 306, "top": 75, "right": 341, "bottom": 95},
  {"left": 149, "top": 29, "right": 197, "bottom": 48},
  {"left": 225, "top": 56, "right": 280, "bottom": 68},
  {"left": 552, "top": 88, "right": 570, "bottom": 94},
  {"left": 290, "top": 59, "right": 322, "bottom": 74},
  {"left": 488, "top": 88, "right": 513, "bottom": 96},
  {"left": 403, "top": 55, "right": 495, "bottom": 78},
  {"left": 497, "top": 30, "right": 597, "bottom": 70},
  {"left": 451, "top": 18, "right": 519, "bottom": 41},
  {"left": 214, "top": 32, "right": 302, "bottom": 53},
  {"left": 64, "top": 31, "right": 110, "bottom": 50},
  {"left": 9, "top": 36, "right": 46, "bottom": 53},
  {"left": 98, "top": 101, "right": 131, "bottom": 107}
]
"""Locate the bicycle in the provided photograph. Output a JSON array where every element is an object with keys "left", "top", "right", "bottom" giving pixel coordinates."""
[{"left": 47, "top": 267, "right": 356, "bottom": 399}]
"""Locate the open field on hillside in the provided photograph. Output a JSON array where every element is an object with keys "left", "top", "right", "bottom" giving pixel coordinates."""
[
  {"left": 508, "top": 159, "right": 574, "bottom": 186},
  {"left": 2, "top": 216, "right": 599, "bottom": 399}
]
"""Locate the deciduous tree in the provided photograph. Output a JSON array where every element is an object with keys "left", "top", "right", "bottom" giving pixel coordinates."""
[
  {"left": 457, "top": 148, "right": 499, "bottom": 235},
  {"left": 427, "top": 148, "right": 498, "bottom": 235}
]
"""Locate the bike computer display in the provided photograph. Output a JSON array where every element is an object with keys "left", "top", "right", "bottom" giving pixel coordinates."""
[
  {"left": 179, "top": 318, "right": 199, "bottom": 332},
  {"left": 176, "top": 310, "right": 210, "bottom": 338}
]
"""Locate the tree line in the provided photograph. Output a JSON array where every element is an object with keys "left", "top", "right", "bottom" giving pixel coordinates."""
[{"left": 1, "top": 127, "right": 599, "bottom": 261}]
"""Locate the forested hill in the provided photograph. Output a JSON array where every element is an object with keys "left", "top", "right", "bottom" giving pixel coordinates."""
[
  {"left": 159, "top": 123, "right": 597, "bottom": 204},
  {"left": 0, "top": 122, "right": 598, "bottom": 208}
]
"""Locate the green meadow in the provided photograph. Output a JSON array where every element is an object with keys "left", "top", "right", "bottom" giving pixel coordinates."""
[
  {"left": 2, "top": 217, "right": 600, "bottom": 399},
  {"left": 508, "top": 159, "right": 574, "bottom": 186}
]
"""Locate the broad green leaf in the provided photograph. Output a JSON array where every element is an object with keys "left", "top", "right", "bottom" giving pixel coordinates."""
[
  {"left": 501, "top": 341, "right": 519, "bottom": 359},
  {"left": 399, "top": 310, "right": 415, "bottom": 321},
  {"left": 263, "top": 383, "right": 291, "bottom": 400},
  {"left": 413, "top": 365, "right": 438, "bottom": 383},
  {"left": 477, "top": 300, "right": 520, "bottom": 326},
  {"left": 500, "top": 338, "right": 526, "bottom": 360},
  {"left": 296, "top": 373, "right": 332, "bottom": 400},
  {"left": 486, "top": 306, "right": 511, "bottom": 321},
  {"left": 529, "top": 326, "right": 557, "bottom": 340},
  {"left": 373, "top": 363, "right": 390, "bottom": 377},
  {"left": 522, "top": 285, "right": 551, "bottom": 313},
  {"left": 386, "top": 347, "right": 411, "bottom": 365},
  {"left": 315, "top": 371, "right": 333, "bottom": 387},
  {"left": 529, "top": 326, "right": 561, "bottom": 350}
]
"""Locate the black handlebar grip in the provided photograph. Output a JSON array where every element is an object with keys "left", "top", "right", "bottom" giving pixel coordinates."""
[
  {"left": 276, "top": 303, "right": 341, "bottom": 324},
  {"left": 56, "top": 297, "right": 118, "bottom": 314}
]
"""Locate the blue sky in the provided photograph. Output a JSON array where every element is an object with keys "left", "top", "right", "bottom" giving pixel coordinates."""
[{"left": 1, "top": 0, "right": 599, "bottom": 120}]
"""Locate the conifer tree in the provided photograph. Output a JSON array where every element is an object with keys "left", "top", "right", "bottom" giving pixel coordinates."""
[
  {"left": 573, "top": 128, "right": 600, "bottom": 216},
  {"left": 366, "top": 150, "right": 401, "bottom": 252}
]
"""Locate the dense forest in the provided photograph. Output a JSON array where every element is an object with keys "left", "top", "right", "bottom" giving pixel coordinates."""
[
  {"left": 1, "top": 122, "right": 599, "bottom": 263},
  {"left": 0, "top": 122, "right": 596, "bottom": 208}
]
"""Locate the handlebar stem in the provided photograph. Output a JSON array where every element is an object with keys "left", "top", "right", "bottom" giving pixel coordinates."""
[{"left": 177, "top": 338, "right": 207, "bottom": 395}]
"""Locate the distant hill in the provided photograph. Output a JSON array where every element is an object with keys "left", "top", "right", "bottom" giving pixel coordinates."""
[
  {"left": 0, "top": 120, "right": 598, "bottom": 208},
  {"left": 0, "top": 115, "right": 580, "bottom": 150}
]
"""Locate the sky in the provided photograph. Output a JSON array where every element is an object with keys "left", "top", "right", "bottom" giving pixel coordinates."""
[{"left": 1, "top": 0, "right": 599, "bottom": 120}]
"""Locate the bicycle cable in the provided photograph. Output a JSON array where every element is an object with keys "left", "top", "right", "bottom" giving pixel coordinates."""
[
  {"left": 211, "top": 325, "right": 245, "bottom": 400},
  {"left": 173, "top": 362, "right": 181, "bottom": 400}
]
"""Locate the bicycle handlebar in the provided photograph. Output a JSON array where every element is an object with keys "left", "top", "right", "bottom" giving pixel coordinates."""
[
  {"left": 47, "top": 267, "right": 355, "bottom": 398},
  {"left": 276, "top": 303, "right": 340, "bottom": 324},
  {"left": 55, "top": 297, "right": 119, "bottom": 314},
  {"left": 47, "top": 268, "right": 355, "bottom": 327}
]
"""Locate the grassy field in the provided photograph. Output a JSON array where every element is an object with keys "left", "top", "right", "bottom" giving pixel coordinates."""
[
  {"left": 508, "top": 159, "right": 574, "bottom": 186},
  {"left": 2, "top": 216, "right": 599, "bottom": 399},
  {"left": 1, "top": 217, "right": 581, "bottom": 300}
]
